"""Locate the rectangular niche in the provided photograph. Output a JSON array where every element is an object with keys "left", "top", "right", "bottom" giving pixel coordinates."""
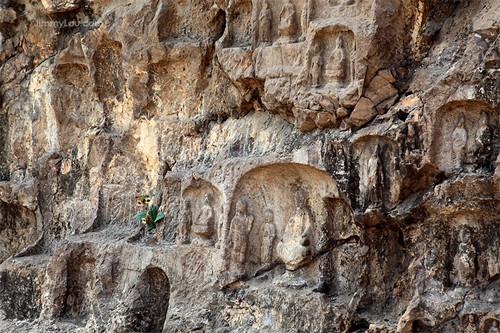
[{"left": 312, "top": 27, "right": 355, "bottom": 89}]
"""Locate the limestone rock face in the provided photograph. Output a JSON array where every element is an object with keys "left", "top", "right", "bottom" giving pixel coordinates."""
[
  {"left": 0, "top": 0, "right": 499, "bottom": 332},
  {"left": 41, "top": 0, "right": 79, "bottom": 13}
]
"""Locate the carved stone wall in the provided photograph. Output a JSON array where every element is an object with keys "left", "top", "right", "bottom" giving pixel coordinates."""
[{"left": 0, "top": 0, "right": 498, "bottom": 332}]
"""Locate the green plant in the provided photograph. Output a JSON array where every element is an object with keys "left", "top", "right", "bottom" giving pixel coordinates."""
[{"left": 133, "top": 194, "right": 165, "bottom": 231}]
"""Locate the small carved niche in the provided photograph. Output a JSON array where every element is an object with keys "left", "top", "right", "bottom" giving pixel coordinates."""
[
  {"left": 180, "top": 180, "right": 222, "bottom": 246},
  {"left": 430, "top": 101, "right": 498, "bottom": 173},
  {"left": 226, "top": 0, "right": 254, "bottom": 47},
  {"left": 61, "top": 249, "right": 96, "bottom": 320},
  {"left": 158, "top": 1, "right": 225, "bottom": 43},
  {"left": 321, "top": 198, "right": 357, "bottom": 248},
  {"left": 254, "top": 0, "right": 273, "bottom": 46},
  {"left": 312, "top": 27, "right": 355, "bottom": 88},
  {"left": 99, "top": 184, "right": 136, "bottom": 229},
  {"left": 125, "top": 267, "right": 170, "bottom": 332},
  {"left": 93, "top": 35, "right": 124, "bottom": 103},
  {"left": 254, "top": 0, "right": 307, "bottom": 46},
  {"left": 352, "top": 136, "right": 401, "bottom": 211},
  {"left": 0, "top": 202, "right": 38, "bottom": 262}
]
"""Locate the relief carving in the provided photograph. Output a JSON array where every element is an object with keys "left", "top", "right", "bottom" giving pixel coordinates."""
[
  {"left": 310, "top": 44, "right": 324, "bottom": 87},
  {"left": 258, "top": 0, "right": 273, "bottom": 46},
  {"left": 176, "top": 198, "right": 192, "bottom": 245},
  {"left": 366, "top": 144, "right": 383, "bottom": 209},
  {"left": 227, "top": 200, "right": 254, "bottom": 277},
  {"left": 193, "top": 194, "right": 215, "bottom": 243},
  {"left": 225, "top": 163, "right": 340, "bottom": 279},
  {"left": 474, "top": 112, "right": 492, "bottom": 169},
  {"left": 452, "top": 114, "right": 468, "bottom": 170},
  {"left": 277, "top": 0, "right": 298, "bottom": 43},
  {"left": 325, "top": 34, "right": 348, "bottom": 86},
  {"left": 300, "top": 0, "right": 312, "bottom": 41},
  {"left": 486, "top": 244, "right": 500, "bottom": 279},
  {"left": 452, "top": 226, "right": 476, "bottom": 287},
  {"left": 430, "top": 102, "right": 498, "bottom": 173},
  {"left": 354, "top": 137, "right": 401, "bottom": 212},
  {"left": 311, "top": 28, "right": 355, "bottom": 89},
  {"left": 260, "top": 209, "right": 277, "bottom": 267},
  {"left": 276, "top": 187, "right": 314, "bottom": 270},
  {"left": 488, "top": 320, "right": 500, "bottom": 333}
]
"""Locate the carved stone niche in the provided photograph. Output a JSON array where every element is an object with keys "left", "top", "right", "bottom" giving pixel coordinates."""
[
  {"left": 224, "top": 0, "right": 254, "bottom": 48},
  {"left": 352, "top": 136, "right": 401, "bottom": 212},
  {"left": 310, "top": 27, "right": 355, "bottom": 89},
  {"left": 180, "top": 180, "right": 222, "bottom": 246},
  {"left": 316, "top": 197, "right": 362, "bottom": 295},
  {"left": 99, "top": 184, "right": 137, "bottom": 229},
  {"left": 225, "top": 163, "right": 341, "bottom": 276},
  {"left": 451, "top": 225, "right": 477, "bottom": 288},
  {"left": 0, "top": 200, "right": 38, "bottom": 262},
  {"left": 253, "top": 0, "right": 307, "bottom": 46},
  {"left": 60, "top": 249, "right": 96, "bottom": 321},
  {"left": 124, "top": 267, "right": 170, "bottom": 333},
  {"left": 157, "top": 1, "right": 225, "bottom": 43},
  {"left": 482, "top": 317, "right": 500, "bottom": 333},
  {"left": 429, "top": 101, "right": 499, "bottom": 173}
]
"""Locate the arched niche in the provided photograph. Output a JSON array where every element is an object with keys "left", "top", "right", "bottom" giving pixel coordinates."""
[
  {"left": 60, "top": 248, "right": 96, "bottom": 320},
  {"left": 352, "top": 135, "right": 401, "bottom": 211},
  {"left": 179, "top": 180, "right": 222, "bottom": 246},
  {"left": 429, "top": 100, "right": 498, "bottom": 173},
  {"left": 225, "top": 162, "right": 350, "bottom": 274},
  {"left": 125, "top": 267, "right": 170, "bottom": 333}
]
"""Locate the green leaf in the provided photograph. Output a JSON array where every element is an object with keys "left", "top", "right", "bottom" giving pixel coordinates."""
[
  {"left": 148, "top": 205, "right": 158, "bottom": 219},
  {"left": 133, "top": 212, "right": 146, "bottom": 221},
  {"left": 154, "top": 211, "right": 165, "bottom": 223},
  {"left": 146, "top": 223, "right": 155, "bottom": 231}
]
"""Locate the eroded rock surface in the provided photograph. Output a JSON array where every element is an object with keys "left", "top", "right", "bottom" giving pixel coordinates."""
[{"left": 0, "top": 0, "right": 499, "bottom": 332}]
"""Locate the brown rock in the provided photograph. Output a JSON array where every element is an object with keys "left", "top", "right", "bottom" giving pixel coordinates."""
[
  {"left": 365, "top": 72, "right": 399, "bottom": 106},
  {"left": 41, "top": 0, "right": 79, "bottom": 13},
  {"left": 336, "top": 106, "right": 349, "bottom": 119},
  {"left": 314, "top": 112, "right": 337, "bottom": 129},
  {"left": 348, "top": 97, "right": 376, "bottom": 127},
  {"left": 294, "top": 108, "right": 317, "bottom": 132}
]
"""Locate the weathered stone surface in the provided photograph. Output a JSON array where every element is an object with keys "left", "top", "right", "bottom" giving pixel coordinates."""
[
  {"left": 365, "top": 71, "right": 399, "bottom": 107},
  {"left": 0, "top": 7, "right": 16, "bottom": 23},
  {"left": 0, "top": 0, "right": 499, "bottom": 332},
  {"left": 347, "top": 97, "right": 376, "bottom": 127},
  {"left": 41, "top": 0, "right": 79, "bottom": 13}
]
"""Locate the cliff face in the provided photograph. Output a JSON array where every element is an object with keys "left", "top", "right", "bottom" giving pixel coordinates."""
[{"left": 0, "top": 0, "right": 499, "bottom": 332}]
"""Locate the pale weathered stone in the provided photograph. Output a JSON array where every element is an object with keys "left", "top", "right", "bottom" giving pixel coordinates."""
[
  {"left": 41, "top": 0, "right": 79, "bottom": 13},
  {"left": 0, "top": 7, "right": 16, "bottom": 23}
]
